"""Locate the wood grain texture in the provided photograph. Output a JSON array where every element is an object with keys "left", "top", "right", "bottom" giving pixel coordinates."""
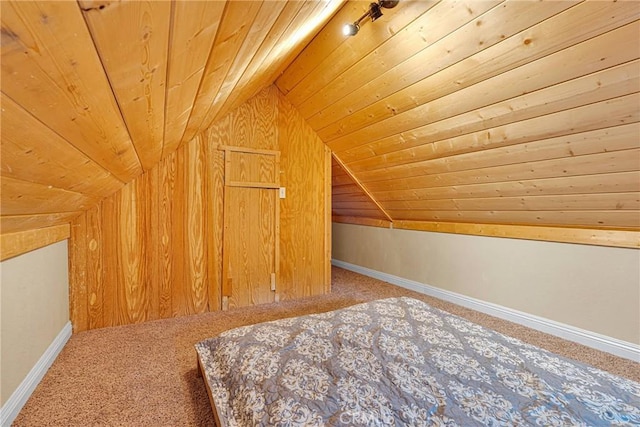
[
  {"left": 394, "top": 221, "right": 640, "bottom": 249},
  {"left": 214, "top": 1, "right": 308, "bottom": 119},
  {"left": 277, "top": 91, "right": 330, "bottom": 300},
  {"left": 158, "top": 150, "right": 176, "bottom": 318},
  {"left": 357, "top": 121, "right": 640, "bottom": 183},
  {"left": 320, "top": 2, "right": 637, "bottom": 147},
  {"left": 308, "top": 0, "right": 577, "bottom": 134},
  {"left": 1, "top": 94, "right": 122, "bottom": 198},
  {"left": 85, "top": 205, "right": 104, "bottom": 329},
  {"left": 117, "top": 178, "right": 149, "bottom": 325},
  {"left": 204, "top": 129, "right": 225, "bottom": 312},
  {"left": 275, "top": 0, "right": 371, "bottom": 94},
  {"left": 68, "top": 85, "right": 329, "bottom": 330},
  {"left": 0, "top": 213, "right": 81, "bottom": 235},
  {"left": 69, "top": 214, "right": 88, "bottom": 332},
  {"left": 0, "top": 224, "right": 69, "bottom": 262},
  {"left": 273, "top": 0, "right": 640, "bottom": 245},
  {"left": 1, "top": 176, "right": 99, "bottom": 215},
  {"left": 331, "top": 157, "right": 390, "bottom": 221},
  {"left": 299, "top": 0, "right": 504, "bottom": 120},
  {"left": 0, "top": 1, "right": 340, "bottom": 238},
  {"left": 182, "top": 0, "right": 264, "bottom": 144},
  {"left": 222, "top": 186, "right": 277, "bottom": 309},
  {"left": 332, "top": 216, "right": 393, "bottom": 229},
  {"left": 216, "top": 1, "right": 347, "bottom": 133},
  {"left": 197, "top": 1, "right": 288, "bottom": 131},
  {"left": 100, "top": 190, "right": 118, "bottom": 327},
  {"left": 335, "top": 155, "right": 392, "bottom": 221},
  {"left": 324, "top": 146, "right": 332, "bottom": 294},
  {"left": 184, "top": 136, "right": 208, "bottom": 314},
  {"left": 225, "top": 149, "right": 278, "bottom": 187},
  {"left": 0, "top": 0, "right": 141, "bottom": 182},
  {"left": 162, "top": 0, "right": 226, "bottom": 157},
  {"left": 373, "top": 172, "right": 640, "bottom": 202},
  {"left": 80, "top": 0, "right": 171, "bottom": 171},
  {"left": 278, "top": 0, "right": 440, "bottom": 105}
]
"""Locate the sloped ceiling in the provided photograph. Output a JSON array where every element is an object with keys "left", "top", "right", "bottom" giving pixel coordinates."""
[
  {"left": 277, "top": 0, "right": 640, "bottom": 238},
  {"left": 2, "top": 0, "right": 639, "bottom": 248},
  {"left": 1, "top": 0, "right": 343, "bottom": 233}
]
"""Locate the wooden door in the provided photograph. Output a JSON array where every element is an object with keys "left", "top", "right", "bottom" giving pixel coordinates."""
[{"left": 221, "top": 146, "right": 280, "bottom": 310}]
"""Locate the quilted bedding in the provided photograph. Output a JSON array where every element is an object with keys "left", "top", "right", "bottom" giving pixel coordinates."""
[{"left": 195, "top": 297, "right": 640, "bottom": 426}]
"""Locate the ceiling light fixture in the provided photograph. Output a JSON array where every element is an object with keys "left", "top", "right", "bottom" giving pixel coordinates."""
[{"left": 342, "top": 0, "right": 399, "bottom": 37}]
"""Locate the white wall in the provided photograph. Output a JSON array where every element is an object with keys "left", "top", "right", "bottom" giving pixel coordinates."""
[
  {"left": 1, "top": 240, "right": 70, "bottom": 406},
  {"left": 332, "top": 223, "right": 640, "bottom": 345}
]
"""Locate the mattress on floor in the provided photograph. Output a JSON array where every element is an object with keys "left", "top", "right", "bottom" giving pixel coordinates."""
[{"left": 196, "top": 296, "right": 640, "bottom": 426}]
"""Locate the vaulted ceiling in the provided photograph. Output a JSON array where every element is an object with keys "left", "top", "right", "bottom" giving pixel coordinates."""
[
  {"left": 2, "top": 0, "right": 639, "bottom": 247},
  {"left": 275, "top": 0, "right": 640, "bottom": 243},
  {"left": 1, "top": 0, "right": 343, "bottom": 233}
]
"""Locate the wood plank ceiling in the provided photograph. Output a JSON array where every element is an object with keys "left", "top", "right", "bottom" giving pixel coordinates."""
[
  {"left": 277, "top": 0, "right": 640, "bottom": 245},
  {"left": 1, "top": 0, "right": 639, "bottom": 248},
  {"left": 1, "top": 0, "right": 343, "bottom": 233}
]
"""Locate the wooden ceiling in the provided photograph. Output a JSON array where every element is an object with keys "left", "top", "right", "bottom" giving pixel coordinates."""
[
  {"left": 1, "top": 0, "right": 639, "bottom": 248},
  {"left": 1, "top": 0, "right": 343, "bottom": 233},
  {"left": 276, "top": 0, "right": 640, "bottom": 243}
]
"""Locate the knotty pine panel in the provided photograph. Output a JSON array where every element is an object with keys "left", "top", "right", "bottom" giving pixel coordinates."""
[
  {"left": 372, "top": 172, "right": 640, "bottom": 202},
  {"left": 1, "top": 176, "right": 100, "bottom": 216},
  {"left": 279, "top": 0, "right": 438, "bottom": 105},
  {"left": 69, "top": 86, "right": 330, "bottom": 331},
  {"left": 115, "top": 178, "right": 150, "bottom": 326},
  {"left": 162, "top": 0, "right": 226, "bottom": 157},
  {"left": 364, "top": 149, "right": 640, "bottom": 192},
  {"left": 380, "top": 193, "right": 640, "bottom": 212},
  {"left": 70, "top": 133, "right": 215, "bottom": 330},
  {"left": 356, "top": 123, "right": 640, "bottom": 183},
  {"left": 86, "top": 205, "right": 104, "bottom": 330},
  {"left": 338, "top": 95, "right": 639, "bottom": 175},
  {"left": 301, "top": 0, "right": 511, "bottom": 121},
  {"left": 317, "top": 2, "right": 638, "bottom": 147},
  {"left": 80, "top": 0, "right": 171, "bottom": 171},
  {"left": 0, "top": 94, "right": 122, "bottom": 198},
  {"left": 0, "top": 1, "right": 141, "bottom": 182}
]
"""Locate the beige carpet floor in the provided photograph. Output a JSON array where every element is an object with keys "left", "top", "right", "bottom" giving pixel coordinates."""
[{"left": 12, "top": 267, "right": 640, "bottom": 426}]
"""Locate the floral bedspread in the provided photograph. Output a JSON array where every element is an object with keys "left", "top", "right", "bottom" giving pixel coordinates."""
[{"left": 195, "top": 297, "right": 640, "bottom": 426}]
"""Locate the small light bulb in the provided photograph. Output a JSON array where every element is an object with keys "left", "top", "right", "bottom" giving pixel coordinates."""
[{"left": 342, "top": 22, "right": 359, "bottom": 36}]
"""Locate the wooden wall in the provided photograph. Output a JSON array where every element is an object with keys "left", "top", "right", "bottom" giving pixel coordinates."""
[
  {"left": 0, "top": 0, "right": 342, "bottom": 236},
  {"left": 69, "top": 86, "right": 331, "bottom": 331},
  {"left": 277, "top": 0, "right": 640, "bottom": 248},
  {"left": 332, "top": 157, "right": 391, "bottom": 228}
]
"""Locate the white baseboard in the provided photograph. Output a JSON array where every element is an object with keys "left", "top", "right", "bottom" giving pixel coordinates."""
[
  {"left": 0, "top": 321, "right": 72, "bottom": 427},
  {"left": 332, "top": 259, "right": 640, "bottom": 362}
]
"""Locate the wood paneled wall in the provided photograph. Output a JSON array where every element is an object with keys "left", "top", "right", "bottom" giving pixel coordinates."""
[
  {"left": 332, "top": 157, "right": 392, "bottom": 228},
  {"left": 69, "top": 86, "right": 330, "bottom": 331}
]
